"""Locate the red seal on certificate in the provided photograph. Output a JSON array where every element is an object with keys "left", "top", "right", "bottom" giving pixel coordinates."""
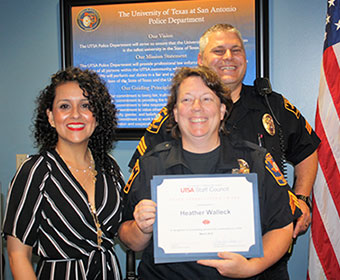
[{"left": 202, "top": 219, "right": 210, "bottom": 225}]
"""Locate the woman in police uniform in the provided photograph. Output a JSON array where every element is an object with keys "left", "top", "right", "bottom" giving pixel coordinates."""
[{"left": 119, "top": 66, "right": 301, "bottom": 280}]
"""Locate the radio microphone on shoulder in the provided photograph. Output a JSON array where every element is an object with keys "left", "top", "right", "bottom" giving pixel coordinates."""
[{"left": 254, "top": 77, "right": 272, "bottom": 96}]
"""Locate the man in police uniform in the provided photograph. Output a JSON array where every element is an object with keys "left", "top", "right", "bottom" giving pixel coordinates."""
[{"left": 127, "top": 24, "right": 320, "bottom": 278}]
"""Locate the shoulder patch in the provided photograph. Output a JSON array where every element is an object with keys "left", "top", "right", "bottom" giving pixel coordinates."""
[
  {"left": 283, "top": 97, "right": 301, "bottom": 119},
  {"left": 124, "top": 159, "right": 140, "bottom": 194},
  {"left": 265, "top": 153, "right": 287, "bottom": 186},
  {"left": 153, "top": 141, "right": 172, "bottom": 153},
  {"left": 288, "top": 190, "right": 300, "bottom": 215},
  {"left": 146, "top": 107, "right": 169, "bottom": 134}
]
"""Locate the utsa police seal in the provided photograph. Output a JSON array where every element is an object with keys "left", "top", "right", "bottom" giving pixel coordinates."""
[{"left": 77, "top": 8, "right": 101, "bottom": 32}]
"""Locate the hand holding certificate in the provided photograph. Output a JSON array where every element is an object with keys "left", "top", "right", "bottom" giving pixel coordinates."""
[{"left": 151, "top": 173, "right": 263, "bottom": 264}]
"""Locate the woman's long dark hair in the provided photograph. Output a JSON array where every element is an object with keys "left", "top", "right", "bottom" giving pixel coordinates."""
[{"left": 34, "top": 67, "right": 119, "bottom": 176}]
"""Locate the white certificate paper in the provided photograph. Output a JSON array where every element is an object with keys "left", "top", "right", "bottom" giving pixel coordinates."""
[{"left": 151, "top": 174, "right": 263, "bottom": 264}]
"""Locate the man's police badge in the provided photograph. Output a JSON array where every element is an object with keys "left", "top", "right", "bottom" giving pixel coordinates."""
[{"left": 262, "top": 113, "right": 275, "bottom": 136}]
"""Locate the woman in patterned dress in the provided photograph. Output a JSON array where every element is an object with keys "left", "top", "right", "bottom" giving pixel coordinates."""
[{"left": 3, "top": 67, "right": 124, "bottom": 279}]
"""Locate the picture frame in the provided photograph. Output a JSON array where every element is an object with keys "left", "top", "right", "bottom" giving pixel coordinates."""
[{"left": 60, "top": 0, "right": 269, "bottom": 140}]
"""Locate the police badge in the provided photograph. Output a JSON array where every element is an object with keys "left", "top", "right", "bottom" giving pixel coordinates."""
[
  {"left": 232, "top": 159, "right": 250, "bottom": 174},
  {"left": 262, "top": 113, "right": 275, "bottom": 136}
]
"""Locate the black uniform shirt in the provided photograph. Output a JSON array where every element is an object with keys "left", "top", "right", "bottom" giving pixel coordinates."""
[
  {"left": 123, "top": 135, "right": 301, "bottom": 280},
  {"left": 226, "top": 85, "right": 320, "bottom": 168}
]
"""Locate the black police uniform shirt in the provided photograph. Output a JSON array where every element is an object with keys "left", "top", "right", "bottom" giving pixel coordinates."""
[
  {"left": 123, "top": 135, "right": 302, "bottom": 280},
  {"left": 128, "top": 84, "right": 321, "bottom": 171}
]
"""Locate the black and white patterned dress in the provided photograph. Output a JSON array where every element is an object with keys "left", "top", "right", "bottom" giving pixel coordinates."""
[{"left": 3, "top": 149, "right": 124, "bottom": 280}]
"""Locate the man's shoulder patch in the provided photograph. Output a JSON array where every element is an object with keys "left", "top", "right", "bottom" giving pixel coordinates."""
[
  {"left": 265, "top": 153, "right": 287, "bottom": 186},
  {"left": 283, "top": 97, "right": 301, "bottom": 119},
  {"left": 124, "top": 159, "right": 140, "bottom": 194},
  {"left": 146, "top": 107, "right": 169, "bottom": 134}
]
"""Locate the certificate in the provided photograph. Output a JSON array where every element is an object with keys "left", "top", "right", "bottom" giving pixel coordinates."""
[{"left": 151, "top": 173, "right": 263, "bottom": 264}]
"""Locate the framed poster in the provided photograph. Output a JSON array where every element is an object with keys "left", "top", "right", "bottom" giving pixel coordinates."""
[{"left": 61, "top": 0, "right": 269, "bottom": 139}]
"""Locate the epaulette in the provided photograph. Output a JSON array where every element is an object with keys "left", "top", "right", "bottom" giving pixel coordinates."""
[
  {"left": 143, "top": 141, "right": 173, "bottom": 158},
  {"left": 230, "top": 137, "right": 267, "bottom": 154}
]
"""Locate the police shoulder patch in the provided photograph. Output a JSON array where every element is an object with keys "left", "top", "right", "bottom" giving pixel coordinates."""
[
  {"left": 146, "top": 107, "right": 169, "bottom": 134},
  {"left": 124, "top": 159, "right": 140, "bottom": 194},
  {"left": 283, "top": 97, "right": 301, "bottom": 119},
  {"left": 265, "top": 153, "right": 287, "bottom": 186}
]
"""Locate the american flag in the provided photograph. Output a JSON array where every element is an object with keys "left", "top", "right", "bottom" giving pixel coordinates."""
[{"left": 307, "top": 0, "right": 340, "bottom": 279}]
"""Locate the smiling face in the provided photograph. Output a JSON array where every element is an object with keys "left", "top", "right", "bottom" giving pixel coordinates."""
[
  {"left": 173, "top": 76, "right": 226, "bottom": 153},
  {"left": 197, "top": 30, "right": 247, "bottom": 101},
  {"left": 46, "top": 81, "right": 97, "bottom": 149}
]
